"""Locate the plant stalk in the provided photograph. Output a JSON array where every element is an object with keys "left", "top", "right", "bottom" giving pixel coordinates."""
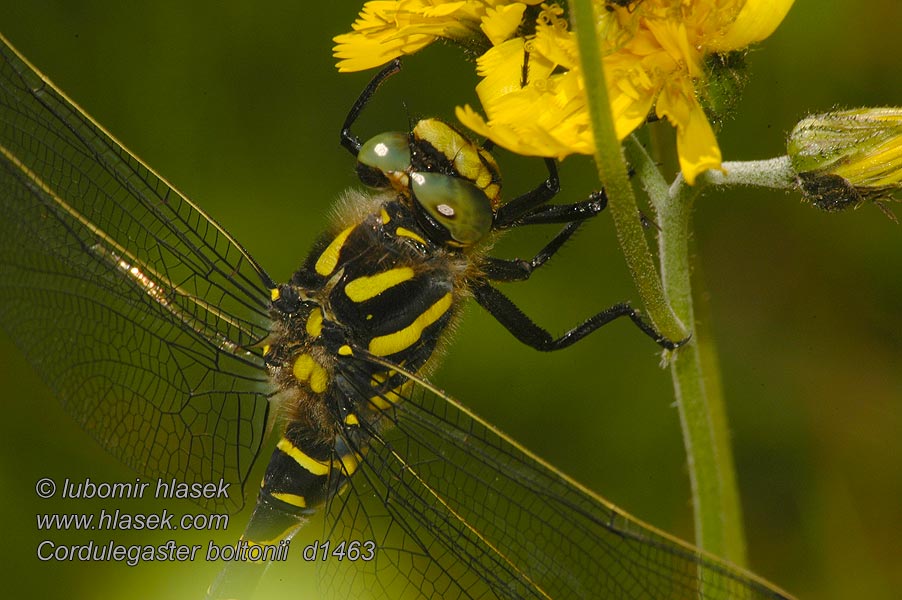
[
  {"left": 658, "top": 175, "right": 747, "bottom": 569},
  {"left": 570, "top": 0, "right": 686, "bottom": 344},
  {"left": 572, "top": 0, "right": 747, "bottom": 572}
]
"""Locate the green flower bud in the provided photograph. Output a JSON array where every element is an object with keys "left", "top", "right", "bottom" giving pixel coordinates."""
[{"left": 787, "top": 108, "right": 902, "bottom": 212}]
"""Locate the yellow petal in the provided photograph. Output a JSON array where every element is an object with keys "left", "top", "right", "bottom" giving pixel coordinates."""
[
  {"left": 656, "top": 81, "right": 723, "bottom": 185},
  {"left": 531, "top": 3, "right": 579, "bottom": 70},
  {"left": 473, "top": 38, "right": 530, "bottom": 108},
  {"left": 334, "top": 32, "right": 435, "bottom": 72},
  {"left": 456, "top": 95, "right": 591, "bottom": 160},
  {"left": 608, "top": 76, "right": 658, "bottom": 140},
  {"left": 480, "top": 3, "right": 527, "bottom": 46},
  {"left": 455, "top": 104, "right": 542, "bottom": 156},
  {"left": 456, "top": 104, "right": 493, "bottom": 138},
  {"left": 711, "top": 0, "right": 795, "bottom": 51},
  {"left": 333, "top": 0, "right": 491, "bottom": 72}
]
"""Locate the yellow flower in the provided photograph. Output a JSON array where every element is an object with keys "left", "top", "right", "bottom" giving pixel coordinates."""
[
  {"left": 333, "top": 0, "right": 544, "bottom": 73},
  {"left": 457, "top": 0, "right": 795, "bottom": 184}
]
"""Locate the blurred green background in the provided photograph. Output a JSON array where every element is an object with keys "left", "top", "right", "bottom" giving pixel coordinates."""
[{"left": 0, "top": 1, "right": 899, "bottom": 598}]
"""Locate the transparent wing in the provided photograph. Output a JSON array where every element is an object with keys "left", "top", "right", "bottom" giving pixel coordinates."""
[
  {"left": 319, "top": 356, "right": 794, "bottom": 600},
  {"left": 0, "top": 34, "right": 273, "bottom": 512}
]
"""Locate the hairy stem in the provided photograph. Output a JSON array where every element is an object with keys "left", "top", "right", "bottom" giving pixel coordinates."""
[
  {"left": 704, "top": 156, "right": 796, "bottom": 189},
  {"left": 572, "top": 1, "right": 751, "bottom": 578},
  {"left": 659, "top": 174, "right": 747, "bottom": 570},
  {"left": 570, "top": 0, "right": 687, "bottom": 343}
]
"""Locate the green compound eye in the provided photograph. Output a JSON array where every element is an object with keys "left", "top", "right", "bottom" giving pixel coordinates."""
[
  {"left": 410, "top": 171, "right": 493, "bottom": 246},
  {"left": 358, "top": 132, "right": 410, "bottom": 177}
]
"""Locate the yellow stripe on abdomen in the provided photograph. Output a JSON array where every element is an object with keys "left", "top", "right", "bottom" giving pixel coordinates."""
[
  {"left": 276, "top": 438, "right": 331, "bottom": 476},
  {"left": 270, "top": 492, "right": 307, "bottom": 508},
  {"left": 368, "top": 293, "right": 453, "bottom": 356},
  {"left": 274, "top": 437, "right": 361, "bottom": 479}
]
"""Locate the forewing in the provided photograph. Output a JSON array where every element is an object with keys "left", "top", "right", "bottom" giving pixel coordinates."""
[
  {"left": 0, "top": 34, "right": 273, "bottom": 512},
  {"left": 318, "top": 357, "right": 794, "bottom": 600}
]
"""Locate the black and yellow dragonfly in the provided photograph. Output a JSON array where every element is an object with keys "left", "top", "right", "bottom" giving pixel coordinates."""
[{"left": 0, "top": 32, "right": 792, "bottom": 600}]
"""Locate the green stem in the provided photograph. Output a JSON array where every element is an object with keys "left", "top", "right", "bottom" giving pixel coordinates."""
[
  {"left": 624, "top": 135, "right": 671, "bottom": 214},
  {"left": 670, "top": 157, "right": 792, "bottom": 569},
  {"left": 626, "top": 136, "right": 748, "bottom": 566},
  {"left": 705, "top": 156, "right": 796, "bottom": 189},
  {"left": 572, "top": 0, "right": 747, "bottom": 574},
  {"left": 658, "top": 175, "right": 747, "bottom": 569},
  {"left": 570, "top": 0, "right": 686, "bottom": 343}
]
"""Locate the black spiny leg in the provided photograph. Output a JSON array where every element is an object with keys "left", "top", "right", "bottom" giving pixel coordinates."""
[
  {"left": 482, "top": 221, "right": 583, "bottom": 282},
  {"left": 472, "top": 281, "right": 681, "bottom": 350},
  {"left": 494, "top": 159, "right": 561, "bottom": 228},
  {"left": 477, "top": 217, "right": 681, "bottom": 350},
  {"left": 482, "top": 190, "right": 607, "bottom": 282},
  {"left": 515, "top": 191, "right": 608, "bottom": 226},
  {"left": 341, "top": 58, "right": 402, "bottom": 156},
  {"left": 494, "top": 160, "right": 609, "bottom": 229}
]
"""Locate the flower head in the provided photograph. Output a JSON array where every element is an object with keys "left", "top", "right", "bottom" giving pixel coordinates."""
[
  {"left": 458, "top": 0, "right": 794, "bottom": 184},
  {"left": 335, "top": 0, "right": 793, "bottom": 185}
]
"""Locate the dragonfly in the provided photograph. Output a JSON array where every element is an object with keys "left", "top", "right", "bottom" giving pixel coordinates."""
[{"left": 0, "top": 32, "right": 793, "bottom": 600}]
